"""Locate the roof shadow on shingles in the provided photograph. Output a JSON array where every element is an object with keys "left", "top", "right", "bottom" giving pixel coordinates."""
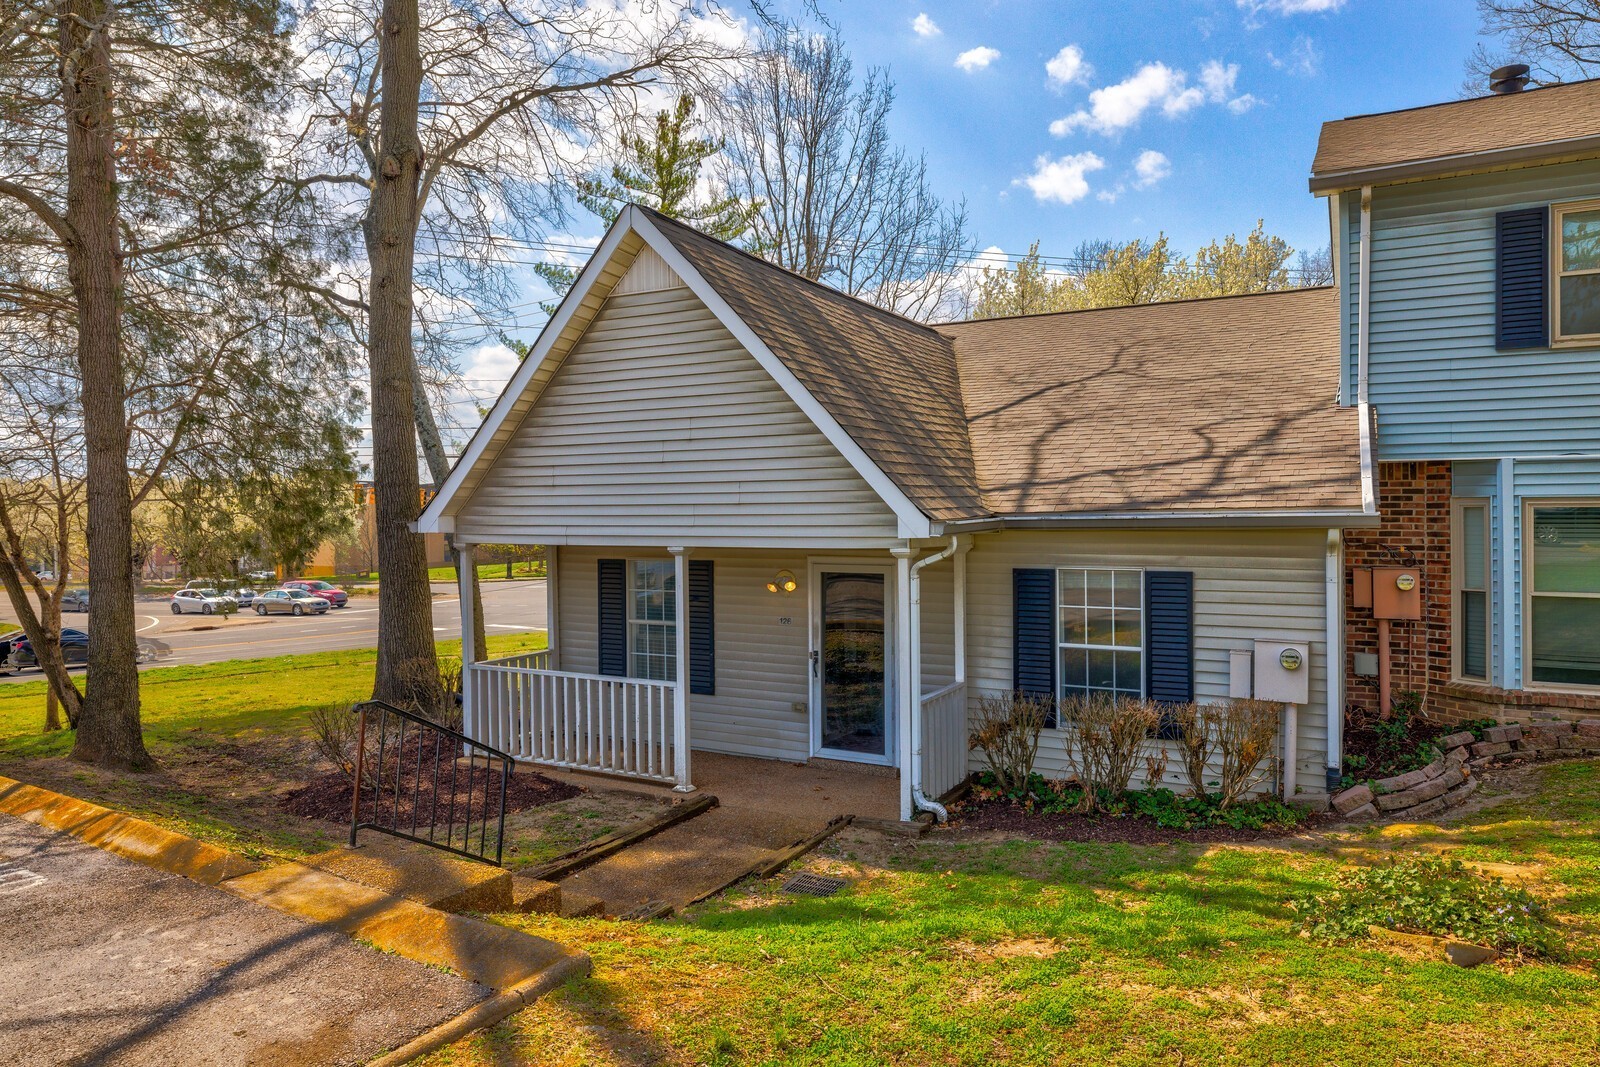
[
  {"left": 939, "top": 287, "right": 1364, "bottom": 515},
  {"left": 642, "top": 208, "right": 988, "bottom": 522}
]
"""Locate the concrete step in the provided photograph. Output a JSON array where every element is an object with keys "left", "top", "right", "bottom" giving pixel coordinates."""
[
  {"left": 510, "top": 874, "right": 562, "bottom": 915},
  {"left": 558, "top": 889, "right": 606, "bottom": 918},
  {"left": 302, "top": 835, "right": 512, "bottom": 913}
]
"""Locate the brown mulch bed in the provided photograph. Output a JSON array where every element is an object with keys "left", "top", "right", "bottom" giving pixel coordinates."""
[
  {"left": 946, "top": 796, "right": 1325, "bottom": 845},
  {"left": 281, "top": 739, "right": 582, "bottom": 824},
  {"left": 1342, "top": 708, "right": 1467, "bottom": 781}
]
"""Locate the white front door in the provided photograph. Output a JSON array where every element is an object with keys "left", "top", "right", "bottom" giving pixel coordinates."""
[{"left": 809, "top": 563, "right": 896, "bottom": 765}]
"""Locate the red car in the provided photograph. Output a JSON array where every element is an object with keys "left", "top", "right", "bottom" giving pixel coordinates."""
[{"left": 282, "top": 579, "right": 349, "bottom": 608}]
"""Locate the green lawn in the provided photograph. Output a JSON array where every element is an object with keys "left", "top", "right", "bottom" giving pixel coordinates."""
[
  {"left": 420, "top": 763, "right": 1600, "bottom": 1067},
  {"left": 428, "top": 561, "right": 546, "bottom": 583}
]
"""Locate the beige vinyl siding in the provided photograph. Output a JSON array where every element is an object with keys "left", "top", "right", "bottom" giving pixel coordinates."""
[
  {"left": 963, "top": 528, "right": 1331, "bottom": 795},
  {"left": 612, "top": 246, "right": 682, "bottom": 294},
  {"left": 453, "top": 286, "right": 900, "bottom": 547}
]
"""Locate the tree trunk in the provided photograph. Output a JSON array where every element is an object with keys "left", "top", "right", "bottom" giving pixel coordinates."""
[
  {"left": 61, "top": 0, "right": 148, "bottom": 769},
  {"left": 411, "top": 359, "right": 486, "bottom": 662},
  {"left": 365, "top": 0, "right": 441, "bottom": 713}
]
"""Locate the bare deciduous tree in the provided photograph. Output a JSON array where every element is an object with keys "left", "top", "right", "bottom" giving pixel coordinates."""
[
  {"left": 1469, "top": 0, "right": 1600, "bottom": 87},
  {"left": 719, "top": 26, "right": 971, "bottom": 321}
]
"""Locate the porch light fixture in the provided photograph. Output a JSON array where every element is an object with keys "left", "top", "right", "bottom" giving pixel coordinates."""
[{"left": 766, "top": 569, "right": 797, "bottom": 595}]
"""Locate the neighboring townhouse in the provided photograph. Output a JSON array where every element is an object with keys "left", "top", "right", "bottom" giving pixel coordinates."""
[
  {"left": 1312, "top": 77, "right": 1600, "bottom": 726},
  {"left": 419, "top": 205, "right": 1372, "bottom": 820}
]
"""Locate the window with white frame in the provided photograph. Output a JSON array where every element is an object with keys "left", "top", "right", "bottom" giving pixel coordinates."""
[
  {"left": 628, "top": 560, "right": 676, "bottom": 682},
  {"left": 1058, "top": 567, "right": 1143, "bottom": 702},
  {"left": 1453, "top": 500, "right": 1490, "bottom": 681},
  {"left": 1527, "top": 504, "right": 1600, "bottom": 688},
  {"left": 1554, "top": 200, "right": 1600, "bottom": 342}
]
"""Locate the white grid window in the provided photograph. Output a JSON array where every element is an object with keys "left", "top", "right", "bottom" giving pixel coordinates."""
[
  {"left": 1058, "top": 567, "right": 1143, "bottom": 702},
  {"left": 628, "top": 560, "right": 676, "bottom": 682},
  {"left": 1555, "top": 201, "right": 1600, "bottom": 342}
]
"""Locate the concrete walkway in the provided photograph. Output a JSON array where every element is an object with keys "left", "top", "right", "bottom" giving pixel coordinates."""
[{"left": 0, "top": 814, "right": 486, "bottom": 1067}]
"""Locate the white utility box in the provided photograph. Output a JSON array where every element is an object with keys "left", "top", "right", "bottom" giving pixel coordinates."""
[
  {"left": 1228, "top": 649, "right": 1254, "bottom": 699},
  {"left": 1252, "top": 639, "right": 1310, "bottom": 705}
]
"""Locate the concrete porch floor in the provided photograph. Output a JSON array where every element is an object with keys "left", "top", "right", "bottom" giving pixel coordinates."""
[{"left": 537, "top": 750, "right": 902, "bottom": 823}]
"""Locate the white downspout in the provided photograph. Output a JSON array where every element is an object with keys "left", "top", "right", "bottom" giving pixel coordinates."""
[
  {"left": 1324, "top": 528, "right": 1343, "bottom": 794},
  {"left": 1357, "top": 185, "right": 1372, "bottom": 408},
  {"left": 457, "top": 543, "right": 478, "bottom": 744},
  {"left": 909, "top": 536, "right": 961, "bottom": 823}
]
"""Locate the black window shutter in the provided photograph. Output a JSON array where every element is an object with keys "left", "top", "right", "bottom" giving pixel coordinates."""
[
  {"left": 598, "top": 558, "right": 626, "bottom": 677},
  {"left": 1496, "top": 207, "right": 1549, "bottom": 350},
  {"left": 1012, "top": 568, "right": 1056, "bottom": 700},
  {"left": 1145, "top": 571, "right": 1194, "bottom": 739},
  {"left": 688, "top": 560, "right": 715, "bottom": 695}
]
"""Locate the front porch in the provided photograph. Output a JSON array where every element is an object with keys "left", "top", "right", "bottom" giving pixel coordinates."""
[{"left": 455, "top": 542, "right": 973, "bottom": 821}]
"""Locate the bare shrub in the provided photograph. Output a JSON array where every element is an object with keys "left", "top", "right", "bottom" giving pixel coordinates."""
[
  {"left": 1168, "top": 701, "right": 1215, "bottom": 798},
  {"left": 1214, "top": 698, "right": 1282, "bottom": 808},
  {"left": 435, "top": 660, "right": 465, "bottom": 732},
  {"left": 1058, "top": 695, "right": 1161, "bottom": 813},
  {"left": 309, "top": 704, "right": 361, "bottom": 782},
  {"left": 968, "top": 691, "right": 1050, "bottom": 795}
]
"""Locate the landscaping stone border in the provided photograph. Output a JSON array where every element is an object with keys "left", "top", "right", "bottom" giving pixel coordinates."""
[{"left": 1330, "top": 718, "right": 1600, "bottom": 821}]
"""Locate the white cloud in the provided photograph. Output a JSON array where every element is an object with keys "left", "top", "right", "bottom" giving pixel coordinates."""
[
  {"left": 911, "top": 13, "right": 940, "bottom": 38},
  {"left": 1018, "top": 152, "right": 1106, "bottom": 204},
  {"left": 1046, "top": 44, "right": 1091, "bottom": 87},
  {"left": 1267, "top": 35, "right": 1321, "bottom": 77},
  {"left": 1133, "top": 149, "right": 1171, "bottom": 188},
  {"left": 1052, "top": 60, "right": 1256, "bottom": 134},
  {"left": 1238, "top": 0, "right": 1345, "bottom": 15},
  {"left": 954, "top": 46, "right": 1001, "bottom": 72}
]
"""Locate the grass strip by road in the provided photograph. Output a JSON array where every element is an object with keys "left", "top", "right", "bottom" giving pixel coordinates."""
[{"left": 420, "top": 761, "right": 1600, "bottom": 1067}]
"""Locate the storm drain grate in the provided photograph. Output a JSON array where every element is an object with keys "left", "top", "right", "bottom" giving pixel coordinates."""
[{"left": 782, "top": 872, "right": 848, "bottom": 898}]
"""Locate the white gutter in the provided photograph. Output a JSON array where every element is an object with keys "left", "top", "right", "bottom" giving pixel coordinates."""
[
  {"left": 1324, "top": 528, "right": 1343, "bottom": 792},
  {"left": 937, "top": 508, "right": 1380, "bottom": 534},
  {"left": 908, "top": 535, "right": 962, "bottom": 823}
]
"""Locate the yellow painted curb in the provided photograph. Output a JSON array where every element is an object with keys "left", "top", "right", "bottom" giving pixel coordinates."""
[
  {"left": 220, "top": 861, "right": 586, "bottom": 992},
  {"left": 0, "top": 775, "right": 259, "bottom": 884}
]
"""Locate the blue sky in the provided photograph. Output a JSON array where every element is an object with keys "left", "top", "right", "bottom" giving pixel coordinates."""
[{"left": 798, "top": 0, "right": 1485, "bottom": 260}]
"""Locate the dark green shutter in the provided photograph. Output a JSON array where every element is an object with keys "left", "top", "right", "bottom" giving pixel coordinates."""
[
  {"left": 688, "top": 560, "right": 714, "bottom": 695},
  {"left": 1496, "top": 207, "right": 1549, "bottom": 350},
  {"left": 1012, "top": 568, "right": 1056, "bottom": 699},
  {"left": 598, "top": 558, "right": 626, "bottom": 677},
  {"left": 1145, "top": 571, "right": 1194, "bottom": 739}
]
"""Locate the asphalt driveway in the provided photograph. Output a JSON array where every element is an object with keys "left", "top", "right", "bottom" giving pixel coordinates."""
[{"left": 0, "top": 815, "right": 488, "bottom": 1066}]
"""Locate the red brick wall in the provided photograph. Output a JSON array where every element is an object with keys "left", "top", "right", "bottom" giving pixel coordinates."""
[{"left": 1343, "top": 461, "right": 1453, "bottom": 717}]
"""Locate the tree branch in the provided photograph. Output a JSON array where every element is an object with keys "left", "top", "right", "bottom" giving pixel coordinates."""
[{"left": 0, "top": 180, "right": 77, "bottom": 248}]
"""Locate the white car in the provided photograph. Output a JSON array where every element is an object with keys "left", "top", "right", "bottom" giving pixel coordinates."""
[{"left": 170, "top": 588, "right": 237, "bottom": 615}]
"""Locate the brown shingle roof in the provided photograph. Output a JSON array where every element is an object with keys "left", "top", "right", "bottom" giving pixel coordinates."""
[
  {"left": 1311, "top": 78, "right": 1600, "bottom": 191},
  {"left": 939, "top": 287, "right": 1363, "bottom": 516},
  {"left": 646, "top": 209, "right": 987, "bottom": 522}
]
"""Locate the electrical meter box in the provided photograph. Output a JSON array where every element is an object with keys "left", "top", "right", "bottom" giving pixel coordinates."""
[
  {"left": 1371, "top": 566, "right": 1422, "bottom": 620},
  {"left": 1351, "top": 567, "right": 1373, "bottom": 609},
  {"left": 1253, "top": 639, "right": 1310, "bottom": 704},
  {"left": 1229, "top": 649, "right": 1254, "bottom": 699}
]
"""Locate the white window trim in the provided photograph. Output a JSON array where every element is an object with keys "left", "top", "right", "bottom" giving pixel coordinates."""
[
  {"left": 1522, "top": 497, "right": 1600, "bottom": 693},
  {"left": 1055, "top": 566, "right": 1146, "bottom": 704},
  {"left": 626, "top": 559, "right": 677, "bottom": 683},
  {"left": 1551, "top": 198, "right": 1600, "bottom": 345},
  {"left": 1451, "top": 497, "right": 1491, "bottom": 684}
]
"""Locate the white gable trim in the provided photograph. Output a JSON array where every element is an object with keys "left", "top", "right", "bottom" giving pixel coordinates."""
[
  {"left": 419, "top": 206, "right": 932, "bottom": 537},
  {"left": 629, "top": 210, "right": 932, "bottom": 539}
]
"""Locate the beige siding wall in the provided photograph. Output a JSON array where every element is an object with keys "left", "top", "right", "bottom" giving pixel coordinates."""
[
  {"left": 553, "top": 545, "right": 960, "bottom": 764},
  {"left": 454, "top": 286, "right": 900, "bottom": 547},
  {"left": 963, "top": 528, "right": 1332, "bottom": 795}
]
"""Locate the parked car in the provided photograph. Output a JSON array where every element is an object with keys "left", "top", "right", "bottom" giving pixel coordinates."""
[
  {"left": 61, "top": 588, "right": 89, "bottom": 612},
  {"left": 170, "top": 588, "right": 236, "bottom": 615},
  {"left": 253, "top": 588, "right": 330, "bottom": 616},
  {"left": 246, "top": 569, "right": 276, "bottom": 582},
  {"left": 5, "top": 628, "right": 89, "bottom": 671},
  {"left": 0, "top": 629, "right": 21, "bottom": 672},
  {"left": 222, "top": 586, "right": 256, "bottom": 609},
  {"left": 282, "top": 579, "right": 349, "bottom": 608}
]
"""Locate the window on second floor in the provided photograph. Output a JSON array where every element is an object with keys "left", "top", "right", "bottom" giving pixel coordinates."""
[{"left": 1554, "top": 200, "right": 1600, "bottom": 343}]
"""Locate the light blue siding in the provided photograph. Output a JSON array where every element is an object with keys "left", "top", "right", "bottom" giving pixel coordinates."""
[
  {"left": 1345, "top": 159, "right": 1600, "bottom": 459},
  {"left": 1508, "top": 456, "right": 1600, "bottom": 690}
]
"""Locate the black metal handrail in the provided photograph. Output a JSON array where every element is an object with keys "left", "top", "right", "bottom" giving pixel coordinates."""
[{"left": 348, "top": 699, "right": 517, "bottom": 866}]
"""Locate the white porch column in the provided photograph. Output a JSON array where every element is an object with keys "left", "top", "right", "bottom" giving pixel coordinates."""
[
  {"left": 545, "top": 545, "right": 559, "bottom": 670},
  {"left": 893, "top": 545, "right": 915, "bottom": 822},
  {"left": 457, "top": 543, "right": 477, "bottom": 744},
  {"left": 670, "top": 546, "right": 695, "bottom": 792},
  {"left": 954, "top": 538, "right": 970, "bottom": 686}
]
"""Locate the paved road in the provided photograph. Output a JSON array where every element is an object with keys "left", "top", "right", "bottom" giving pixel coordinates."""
[
  {"left": 1, "top": 579, "right": 546, "bottom": 684},
  {"left": 0, "top": 814, "right": 485, "bottom": 1066}
]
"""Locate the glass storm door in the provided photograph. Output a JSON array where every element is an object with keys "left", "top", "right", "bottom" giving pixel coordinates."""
[{"left": 816, "top": 571, "right": 890, "bottom": 761}]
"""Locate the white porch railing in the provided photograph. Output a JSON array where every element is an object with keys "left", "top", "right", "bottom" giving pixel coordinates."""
[
  {"left": 467, "top": 660, "right": 677, "bottom": 785},
  {"left": 480, "top": 649, "right": 551, "bottom": 672},
  {"left": 920, "top": 681, "right": 969, "bottom": 798}
]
